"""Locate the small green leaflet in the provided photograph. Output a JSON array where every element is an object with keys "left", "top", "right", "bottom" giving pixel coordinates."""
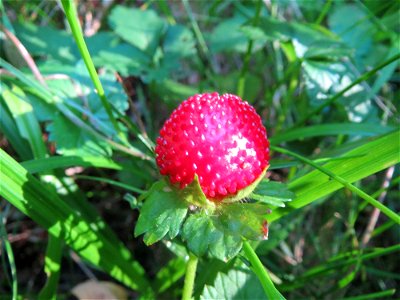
[
  {"left": 182, "top": 212, "right": 242, "bottom": 261},
  {"left": 182, "top": 202, "right": 270, "bottom": 261},
  {"left": 250, "top": 180, "right": 295, "bottom": 207},
  {"left": 134, "top": 180, "right": 188, "bottom": 245},
  {"left": 201, "top": 268, "right": 266, "bottom": 300},
  {"left": 215, "top": 203, "right": 270, "bottom": 240}
]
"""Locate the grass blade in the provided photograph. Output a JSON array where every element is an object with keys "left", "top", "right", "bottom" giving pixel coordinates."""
[
  {"left": 2, "top": 85, "right": 47, "bottom": 159},
  {"left": 271, "top": 145, "right": 399, "bottom": 224},
  {"left": 60, "top": 0, "right": 126, "bottom": 144},
  {"left": 268, "top": 131, "right": 400, "bottom": 223},
  {"left": 0, "top": 209, "right": 18, "bottom": 300},
  {"left": 0, "top": 98, "right": 32, "bottom": 160},
  {"left": 38, "top": 236, "right": 63, "bottom": 300},
  {"left": 75, "top": 175, "right": 145, "bottom": 194},
  {"left": 341, "top": 289, "right": 395, "bottom": 300},
  {"left": 21, "top": 156, "right": 126, "bottom": 173},
  {"left": 0, "top": 149, "right": 153, "bottom": 295},
  {"left": 270, "top": 123, "right": 394, "bottom": 144},
  {"left": 242, "top": 241, "right": 285, "bottom": 299}
]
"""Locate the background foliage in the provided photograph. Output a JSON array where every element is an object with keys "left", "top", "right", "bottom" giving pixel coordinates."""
[{"left": 1, "top": 0, "right": 399, "bottom": 299}]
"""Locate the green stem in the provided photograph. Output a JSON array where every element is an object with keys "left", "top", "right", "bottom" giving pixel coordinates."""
[
  {"left": 0, "top": 209, "right": 18, "bottom": 300},
  {"left": 38, "top": 236, "right": 63, "bottom": 300},
  {"left": 237, "top": 0, "right": 263, "bottom": 98},
  {"left": 182, "top": 0, "right": 212, "bottom": 69},
  {"left": 271, "top": 145, "right": 400, "bottom": 224},
  {"left": 315, "top": 0, "right": 333, "bottom": 24},
  {"left": 295, "top": 54, "right": 400, "bottom": 127},
  {"left": 75, "top": 175, "right": 146, "bottom": 194},
  {"left": 242, "top": 241, "right": 285, "bottom": 300},
  {"left": 181, "top": 252, "right": 198, "bottom": 300},
  {"left": 60, "top": 0, "right": 127, "bottom": 145}
]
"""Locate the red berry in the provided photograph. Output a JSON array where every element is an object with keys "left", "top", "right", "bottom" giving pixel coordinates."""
[{"left": 155, "top": 92, "right": 270, "bottom": 200}]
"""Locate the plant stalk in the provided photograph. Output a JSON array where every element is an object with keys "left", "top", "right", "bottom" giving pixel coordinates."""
[
  {"left": 237, "top": 0, "right": 263, "bottom": 98},
  {"left": 60, "top": 0, "right": 127, "bottom": 145},
  {"left": 242, "top": 240, "right": 285, "bottom": 299},
  {"left": 182, "top": 252, "right": 199, "bottom": 300},
  {"left": 271, "top": 145, "right": 400, "bottom": 224}
]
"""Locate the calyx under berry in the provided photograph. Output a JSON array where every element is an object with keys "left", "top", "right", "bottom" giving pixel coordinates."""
[{"left": 155, "top": 92, "right": 270, "bottom": 201}]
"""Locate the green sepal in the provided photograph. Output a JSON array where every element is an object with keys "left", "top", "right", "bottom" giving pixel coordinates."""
[
  {"left": 177, "top": 175, "right": 215, "bottom": 211},
  {"left": 222, "top": 166, "right": 268, "bottom": 203},
  {"left": 134, "top": 180, "right": 189, "bottom": 245},
  {"left": 250, "top": 179, "right": 295, "bottom": 207}
]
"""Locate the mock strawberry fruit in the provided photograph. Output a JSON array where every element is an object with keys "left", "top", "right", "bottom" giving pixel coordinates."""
[{"left": 155, "top": 92, "right": 270, "bottom": 200}]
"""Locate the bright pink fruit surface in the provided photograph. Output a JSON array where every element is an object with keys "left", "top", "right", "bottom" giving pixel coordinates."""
[{"left": 155, "top": 92, "right": 270, "bottom": 200}]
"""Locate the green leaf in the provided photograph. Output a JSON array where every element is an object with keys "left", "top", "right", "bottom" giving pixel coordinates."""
[
  {"left": 303, "top": 42, "right": 354, "bottom": 60},
  {"left": 0, "top": 149, "right": 153, "bottom": 294},
  {"left": 40, "top": 60, "right": 129, "bottom": 119},
  {"left": 216, "top": 203, "right": 270, "bottom": 240},
  {"left": 92, "top": 43, "right": 150, "bottom": 77},
  {"left": 254, "top": 17, "right": 292, "bottom": 42},
  {"left": 134, "top": 180, "right": 189, "bottom": 245},
  {"left": 2, "top": 84, "right": 47, "bottom": 159},
  {"left": 250, "top": 180, "right": 295, "bottom": 208},
  {"left": 13, "top": 22, "right": 78, "bottom": 63},
  {"left": 0, "top": 97, "right": 32, "bottom": 160},
  {"left": 182, "top": 212, "right": 242, "bottom": 261},
  {"left": 209, "top": 16, "right": 250, "bottom": 53},
  {"left": 213, "top": 70, "right": 262, "bottom": 103},
  {"left": 153, "top": 257, "right": 186, "bottom": 293},
  {"left": 270, "top": 123, "right": 394, "bottom": 144},
  {"left": 255, "top": 16, "right": 351, "bottom": 60},
  {"left": 201, "top": 268, "right": 266, "bottom": 300},
  {"left": 38, "top": 236, "right": 63, "bottom": 300},
  {"left": 252, "top": 180, "right": 294, "bottom": 201},
  {"left": 108, "top": 6, "right": 165, "bottom": 55},
  {"left": 21, "top": 155, "right": 126, "bottom": 174},
  {"left": 151, "top": 79, "right": 200, "bottom": 107},
  {"left": 163, "top": 24, "right": 196, "bottom": 58},
  {"left": 47, "top": 113, "right": 112, "bottom": 157},
  {"left": 328, "top": 3, "right": 375, "bottom": 58},
  {"left": 182, "top": 213, "right": 221, "bottom": 257}
]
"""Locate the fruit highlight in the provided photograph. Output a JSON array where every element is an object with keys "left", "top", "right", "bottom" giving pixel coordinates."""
[{"left": 155, "top": 92, "right": 270, "bottom": 200}]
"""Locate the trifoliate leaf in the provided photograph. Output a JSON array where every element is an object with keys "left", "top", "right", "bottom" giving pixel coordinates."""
[
  {"left": 182, "top": 212, "right": 242, "bottom": 261},
  {"left": 201, "top": 268, "right": 266, "bottom": 300},
  {"left": 182, "top": 213, "right": 222, "bottom": 257},
  {"left": 215, "top": 203, "right": 270, "bottom": 241},
  {"left": 108, "top": 6, "right": 165, "bottom": 56},
  {"left": 163, "top": 24, "right": 196, "bottom": 58},
  {"left": 47, "top": 113, "right": 112, "bottom": 157},
  {"left": 134, "top": 180, "right": 188, "bottom": 245}
]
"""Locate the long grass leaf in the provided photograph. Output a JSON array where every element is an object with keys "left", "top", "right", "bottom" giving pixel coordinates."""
[
  {"left": 0, "top": 209, "right": 18, "bottom": 300},
  {"left": 38, "top": 236, "right": 63, "bottom": 300},
  {"left": 268, "top": 131, "right": 400, "bottom": 223},
  {"left": 271, "top": 145, "right": 399, "bottom": 224},
  {"left": 21, "top": 156, "right": 125, "bottom": 173},
  {"left": 270, "top": 123, "right": 394, "bottom": 144},
  {"left": 0, "top": 149, "right": 153, "bottom": 295}
]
